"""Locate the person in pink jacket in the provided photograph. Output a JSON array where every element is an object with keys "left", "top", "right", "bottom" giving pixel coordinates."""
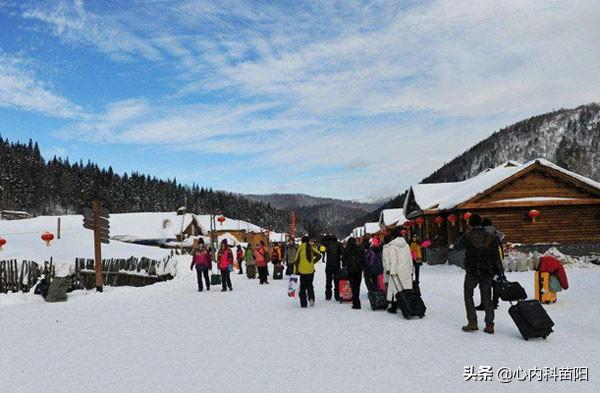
[
  {"left": 254, "top": 240, "right": 269, "bottom": 285},
  {"left": 217, "top": 239, "right": 234, "bottom": 291},
  {"left": 190, "top": 243, "right": 212, "bottom": 292}
]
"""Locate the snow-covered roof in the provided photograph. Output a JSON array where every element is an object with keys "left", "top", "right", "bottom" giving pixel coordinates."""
[
  {"left": 378, "top": 208, "right": 406, "bottom": 228},
  {"left": 364, "top": 222, "right": 381, "bottom": 235},
  {"left": 110, "top": 212, "right": 204, "bottom": 242},
  {"left": 194, "top": 215, "right": 264, "bottom": 234},
  {"left": 407, "top": 158, "right": 600, "bottom": 212}
]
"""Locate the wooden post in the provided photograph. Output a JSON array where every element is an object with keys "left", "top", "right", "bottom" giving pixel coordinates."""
[
  {"left": 93, "top": 200, "right": 104, "bottom": 292},
  {"left": 57, "top": 217, "right": 61, "bottom": 239}
]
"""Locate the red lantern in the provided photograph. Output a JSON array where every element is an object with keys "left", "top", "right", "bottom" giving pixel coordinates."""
[
  {"left": 463, "top": 212, "right": 472, "bottom": 224},
  {"left": 528, "top": 209, "right": 541, "bottom": 223},
  {"left": 447, "top": 214, "right": 458, "bottom": 226},
  {"left": 434, "top": 216, "right": 445, "bottom": 227},
  {"left": 415, "top": 217, "right": 425, "bottom": 226},
  {"left": 421, "top": 240, "right": 432, "bottom": 248},
  {"left": 217, "top": 216, "right": 226, "bottom": 226},
  {"left": 41, "top": 232, "right": 54, "bottom": 247},
  {"left": 0, "top": 237, "right": 6, "bottom": 250}
]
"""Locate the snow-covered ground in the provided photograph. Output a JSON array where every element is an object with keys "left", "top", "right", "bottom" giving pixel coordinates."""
[
  {"left": 1, "top": 261, "right": 599, "bottom": 393},
  {"left": 0, "top": 215, "right": 170, "bottom": 262}
]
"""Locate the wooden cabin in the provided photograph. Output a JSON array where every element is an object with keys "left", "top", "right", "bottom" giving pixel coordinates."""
[{"left": 403, "top": 159, "right": 600, "bottom": 264}]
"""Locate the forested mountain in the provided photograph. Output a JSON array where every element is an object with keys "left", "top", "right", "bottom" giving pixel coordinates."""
[
  {"left": 246, "top": 193, "right": 378, "bottom": 237},
  {"left": 346, "top": 103, "right": 600, "bottom": 236},
  {"left": 0, "top": 136, "right": 290, "bottom": 232},
  {"left": 246, "top": 193, "right": 378, "bottom": 211},
  {"left": 423, "top": 103, "right": 600, "bottom": 183}
]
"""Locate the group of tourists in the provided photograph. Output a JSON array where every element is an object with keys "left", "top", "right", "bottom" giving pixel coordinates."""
[{"left": 187, "top": 214, "right": 507, "bottom": 334}]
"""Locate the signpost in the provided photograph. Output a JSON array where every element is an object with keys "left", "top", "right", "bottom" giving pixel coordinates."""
[{"left": 83, "top": 200, "right": 110, "bottom": 292}]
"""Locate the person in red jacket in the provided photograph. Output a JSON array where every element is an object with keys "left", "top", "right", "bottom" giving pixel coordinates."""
[
  {"left": 217, "top": 240, "right": 234, "bottom": 291},
  {"left": 236, "top": 245, "right": 244, "bottom": 275},
  {"left": 254, "top": 240, "right": 269, "bottom": 284},
  {"left": 538, "top": 256, "right": 569, "bottom": 290},
  {"left": 190, "top": 243, "right": 212, "bottom": 291}
]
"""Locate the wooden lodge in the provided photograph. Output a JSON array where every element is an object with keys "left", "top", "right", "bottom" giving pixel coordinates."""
[{"left": 402, "top": 159, "right": 600, "bottom": 263}]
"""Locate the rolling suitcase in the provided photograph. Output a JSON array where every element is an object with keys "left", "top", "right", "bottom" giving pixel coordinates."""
[
  {"left": 337, "top": 269, "right": 352, "bottom": 303},
  {"left": 508, "top": 299, "right": 554, "bottom": 340},
  {"left": 210, "top": 272, "right": 222, "bottom": 286},
  {"left": 392, "top": 276, "right": 426, "bottom": 319},
  {"left": 368, "top": 290, "right": 388, "bottom": 310},
  {"left": 535, "top": 271, "right": 557, "bottom": 304},
  {"left": 273, "top": 264, "right": 284, "bottom": 280},
  {"left": 246, "top": 265, "right": 257, "bottom": 279}
]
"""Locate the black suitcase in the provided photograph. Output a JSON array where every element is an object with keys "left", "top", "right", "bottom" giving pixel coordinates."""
[
  {"left": 210, "top": 272, "right": 222, "bottom": 286},
  {"left": 391, "top": 276, "right": 426, "bottom": 319},
  {"left": 368, "top": 290, "right": 388, "bottom": 311},
  {"left": 508, "top": 300, "right": 554, "bottom": 340},
  {"left": 246, "top": 265, "right": 257, "bottom": 279},
  {"left": 497, "top": 279, "right": 527, "bottom": 302},
  {"left": 273, "top": 264, "right": 284, "bottom": 280},
  {"left": 396, "top": 290, "right": 426, "bottom": 319}
]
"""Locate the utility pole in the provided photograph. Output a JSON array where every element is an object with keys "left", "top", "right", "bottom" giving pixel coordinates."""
[{"left": 57, "top": 217, "right": 61, "bottom": 239}]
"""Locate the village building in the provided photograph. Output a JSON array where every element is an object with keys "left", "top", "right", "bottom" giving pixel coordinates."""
[
  {"left": 402, "top": 159, "right": 600, "bottom": 264},
  {"left": 378, "top": 208, "right": 406, "bottom": 231}
]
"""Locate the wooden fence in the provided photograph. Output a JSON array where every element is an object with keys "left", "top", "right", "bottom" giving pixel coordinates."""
[{"left": 0, "top": 256, "right": 174, "bottom": 294}]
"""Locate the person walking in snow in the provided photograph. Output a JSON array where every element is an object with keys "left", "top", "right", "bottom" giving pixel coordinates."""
[
  {"left": 254, "top": 240, "right": 270, "bottom": 284},
  {"left": 284, "top": 239, "right": 298, "bottom": 276},
  {"left": 410, "top": 235, "right": 423, "bottom": 284},
  {"left": 365, "top": 237, "right": 384, "bottom": 292},
  {"left": 324, "top": 237, "right": 343, "bottom": 301},
  {"left": 190, "top": 243, "right": 212, "bottom": 292},
  {"left": 217, "top": 239, "right": 234, "bottom": 292},
  {"left": 453, "top": 214, "right": 501, "bottom": 334},
  {"left": 343, "top": 237, "right": 365, "bottom": 310},
  {"left": 475, "top": 218, "right": 505, "bottom": 310},
  {"left": 244, "top": 243, "right": 257, "bottom": 279},
  {"left": 236, "top": 245, "right": 245, "bottom": 275},
  {"left": 293, "top": 236, "right": 321, "bottom": 308},
  {"left": 271, "top": 243, "right": 283, "bottom": 267},
  {"left": 383, "top": 230, "right": 414, "bottom": 314}
]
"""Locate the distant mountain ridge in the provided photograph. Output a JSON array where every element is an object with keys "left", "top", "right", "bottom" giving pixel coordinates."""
[
  {"left": 344, "top": 103, "right": 600, "bottom": 235},
  {"left": 245, "top": 193, "right": 379, "bottom": 211},
  {"left": 246, "top": 193, "right": 380, "bottom": 237}
]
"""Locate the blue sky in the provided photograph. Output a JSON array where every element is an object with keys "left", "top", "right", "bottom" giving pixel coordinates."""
[{"left": 0, "top": 0, "right": 598, "bottom": 201}]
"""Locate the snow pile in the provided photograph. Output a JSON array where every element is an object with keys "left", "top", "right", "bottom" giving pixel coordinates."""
[{"left": 503, "top": 247, "right": 595, "bottom": 272}]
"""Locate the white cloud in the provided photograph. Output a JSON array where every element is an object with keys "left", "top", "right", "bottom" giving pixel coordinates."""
[
  {"left": 0, "top": 52, "right": 81, "bottom": 118},
  {"left": 9, "top": 0, "right": 600, "bottom": 198}
]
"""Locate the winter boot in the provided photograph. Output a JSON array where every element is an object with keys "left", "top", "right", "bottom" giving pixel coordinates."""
[
  {"left": 462, "top": 322, "right": 478, "bottom": 332},
  {"left": 387, "top": 301, "right": 397, "bottom": 314},
  {"left": 484, "top": 323, "right": 495, "bottom": 334},
  {"left": 475, "top": 304, "right": 484, "bottom": 311}
]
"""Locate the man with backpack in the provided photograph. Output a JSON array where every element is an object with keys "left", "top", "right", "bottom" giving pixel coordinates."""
[
  {"left": 343, "top": 237, "right": 366, "bottom": 310},
  {"left": 453, "top": 214, "right": 501, "bottom": 334},
  {"left": 324, "top": 236, "right": 343, "bottom": 301}
]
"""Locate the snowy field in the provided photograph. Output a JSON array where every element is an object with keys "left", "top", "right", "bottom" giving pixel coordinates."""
[
  {"left": 0, "top": 215, "right": 170, "bottom": 262},
  {"left": 1, "top": 261, "right": 599, "bottom": 393}
]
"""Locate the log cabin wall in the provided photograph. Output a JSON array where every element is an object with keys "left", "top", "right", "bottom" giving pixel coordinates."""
[{"left": 463, "top": 205, "right": 600, "bottom": 244}]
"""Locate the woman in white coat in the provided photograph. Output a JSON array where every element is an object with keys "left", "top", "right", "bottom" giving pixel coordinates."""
[{"left": 383, "top": 234, "right": 414, "bottom": 314}]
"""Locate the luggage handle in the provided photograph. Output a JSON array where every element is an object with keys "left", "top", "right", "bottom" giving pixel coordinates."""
[{"left": 390, "top": 274, "right": 404, "bottom": 292}]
